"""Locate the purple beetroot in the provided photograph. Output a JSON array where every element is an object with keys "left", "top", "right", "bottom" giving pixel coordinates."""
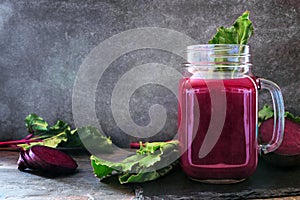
[
  {"left": 18, "top": 145, "right": 78, "bottom": 174},
  {"left": 260, "top": 118, "right": 300, "bottom": 167}
]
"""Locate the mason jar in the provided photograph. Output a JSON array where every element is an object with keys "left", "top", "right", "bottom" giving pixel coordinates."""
[{"left": 178, "top": 44, "right": 285, "bottom": 184}]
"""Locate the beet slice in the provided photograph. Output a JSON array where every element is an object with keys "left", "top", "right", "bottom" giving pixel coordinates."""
[
  {"left": 260, "top": 118, "right": 300, "bottom": 166},
  {"left": 18, "top": 149, "right": 42, "bottom": 170},
  {"left": 18, "top": 145, "right": 78, "bottom": 174},
  {"left": 17, "top": 150, "right": 29, "bottom": 170},
  {"left": 24, "top": 149, "right": 44, "bottom": 169}
]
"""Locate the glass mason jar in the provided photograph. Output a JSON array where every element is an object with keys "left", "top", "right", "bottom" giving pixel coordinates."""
[{"left": 178, "top": 44, "right": 285, "bottom": 184}]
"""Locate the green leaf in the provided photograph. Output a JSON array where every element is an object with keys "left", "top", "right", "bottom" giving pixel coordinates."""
[
  {"left": 258, "top": 105, "right": 300, "bottom": 126},
  {"left": 285, "top": 111, "right": 300, "bottom": 123},
  {"left": 118, "top": 162, "right": 177, "bottom": 184},
  {"left": 49, "top": 120, "right": 70, "bottom": 133},
  {"left": 77, "top": 126, "right": 113, "bottom": 153},
  {"left": 18, "top": 131, "right": 68, "bottom": 150},
  {"left": 25, "top": 114, "right": 48, "bottom": 134},
  {"left": 90, "top": 140, "right": 179, "bottom": 184},
  {"left": 137, "top": 141, "right": 179, "bottom": 155},
  {"left": 91, "top": 157, "right": 115, "bottom": 179},
  {"left": 119, "top": 171, "right": 161, "bottom": 184},
  {"left": 209, "top": 11, "right": 254, "bottom": 45},
  {"left": 20, "top": 114, "right": 80, "bottom": 149},
  {"left": 60, "top": 129, "right": 83, "bottom": 147},
  {"left": 258, "top": 105, "right": 274, "bottom": 126}
]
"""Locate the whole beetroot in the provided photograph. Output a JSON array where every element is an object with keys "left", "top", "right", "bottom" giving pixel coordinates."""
[{"left": 260, "top": 118, "right": 300, "bottom": 167}]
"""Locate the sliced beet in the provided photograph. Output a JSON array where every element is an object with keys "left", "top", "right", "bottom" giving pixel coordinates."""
[
  {"left": 24, "top": 149, "right": 44, "bottom": 170},
  {"left": 18, "top": 145, "right": 78, "bottom": 174},
  {"left": 260, "top": 117, "right": 300, "bottom": 166},
  {"left": 17, "top": 150, "right": 29, "bottom": 170},
  {"left": 18, "top": 149, "right": 41, "bottom": 170}
]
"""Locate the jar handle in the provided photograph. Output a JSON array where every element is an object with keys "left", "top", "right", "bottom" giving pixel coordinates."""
[{"left": 258, "top": 78, "right": 285, "bottom": 154}]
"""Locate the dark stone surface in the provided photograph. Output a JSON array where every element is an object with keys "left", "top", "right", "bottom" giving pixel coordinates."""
[
  {"left": 0, "top": 150, "right": 135, "bottom": 200},
  {"left": 2, "top": 151, "right": 300, "bottom": 199},
  {"left": 0, "top": 0, "right": 299, "bottom": 145},
  {"left": 138, "top": 158, "right": 300, "bottom": 199}
]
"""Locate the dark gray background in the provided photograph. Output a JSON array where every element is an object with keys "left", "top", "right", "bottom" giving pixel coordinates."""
[{"left": 0, "top": 0, "right": 299, "bottom": 146}]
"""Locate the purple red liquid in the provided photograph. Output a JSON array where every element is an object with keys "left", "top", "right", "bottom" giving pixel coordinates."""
[{"left": 179, "top": 76, "right": 258, "bottom": 181}]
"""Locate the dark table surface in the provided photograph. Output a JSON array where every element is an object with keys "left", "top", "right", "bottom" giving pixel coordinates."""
[
  {"left": 1, "top": 150, "right": 300, "bottom": 200},
  {"left": 139, "top": 159, "right": 300, "bottom": 199}
]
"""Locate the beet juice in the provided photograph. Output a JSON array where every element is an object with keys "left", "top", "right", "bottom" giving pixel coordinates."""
[
  {"left": 179, "top": 76, "right": 258, "bottom": 182},
  {"left": 179, "top": 44, "right": 285, "bottom": 183}
]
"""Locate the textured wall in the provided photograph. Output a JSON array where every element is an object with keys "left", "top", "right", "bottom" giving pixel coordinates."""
[{"left": 0, "top": 0, "right": 299, "bottom": 146}]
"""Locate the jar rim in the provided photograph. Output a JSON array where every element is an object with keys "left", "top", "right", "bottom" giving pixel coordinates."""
[{"left": 186, "top": 44, "right": 249, "bottom": 52}]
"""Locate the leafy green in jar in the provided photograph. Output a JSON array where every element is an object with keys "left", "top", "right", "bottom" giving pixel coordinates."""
[{"left": 209, "top": 11, "right": 254, "bottom": 45}]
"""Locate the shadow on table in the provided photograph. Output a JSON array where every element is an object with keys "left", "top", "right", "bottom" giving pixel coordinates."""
[{"left": 134, "top": 158, "right": 300, "bottom": 199}]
